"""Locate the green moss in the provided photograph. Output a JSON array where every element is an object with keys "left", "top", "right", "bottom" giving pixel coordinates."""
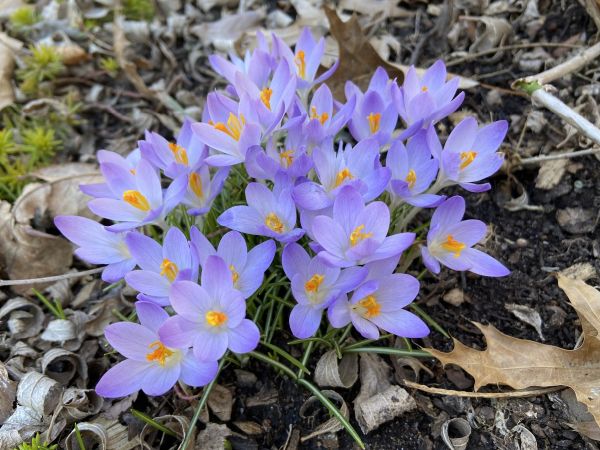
[
  {"left": 9, "top": 6, "right": 39, "bottom": 28},
  {"left": 13, "top": 433, "right": 57, "bottom": 450},
  {"left": 122, "top": 0, "right": 155, "bottom": 21},
  {"left": 20, "top": 125, "right": 62, "bottom": 166},
  {"left": 17, "top": 45, "right": 65, "bottom": 95},
  {"left": 99, "top": 56, "right": 120, "bottom": 76}
]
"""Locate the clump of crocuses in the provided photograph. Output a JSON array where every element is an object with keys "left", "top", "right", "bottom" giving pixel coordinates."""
[{"left": 56, "top": 27, "right": 509, "bottom": 399}]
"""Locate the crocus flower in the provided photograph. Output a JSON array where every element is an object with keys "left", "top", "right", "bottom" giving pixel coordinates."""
[
  {"left": 233, "top": 60, "right": 297, "bottom": 132},
  {"left": 346, "top": 68, "right": 398, "bottom": 146},
  {"left": 392, "top": 60, "right": 464, "bottom": 130},
  {"left": 386, "top": 129, "right": 444, "bottom": 207},
  {"left": 124, "top": 227, "right": 198, "bottom": 306},
  {"left": 54, "top": 215, "right": 135, "bottom": 283},
  {"left": 192, "top": 92, "right": 262, "bottom": 167},
  {"left": 139, "top": 119, "right": 208, "bottom": 179},
  {"left": 190, "top": 228, "right": 276, "bottom": 299},
  {"left": 87, "top": 159, "right": 187, "bottom": 232},
  {"left": 303, "top": 84, "right": 356, "bottom": 145},
  {"left": 96, "top": 301, "right": 218, "bottom": 398},
  {"left": 80, "top": 149, "right": 141, "bottom": 199},
  {"left": 293, "top": 138, "right": 390, "bottom": 211},
  {"left": 159, "top": 256, "right": 260, "bottom": 361},
  {"left": 218, "top": 177, "right": 304, "bottom": 243},
  {"left": 181, "top": 165, "right": 230, "bottom": 216},
  {"left": 311, "top": 186, "right": 415, "bottom": 267},
  {"left": 245, "top": 119, "right": 312, "bottom": 181},
  {"left": 328, "top": 270, "right": 429, "bottom": 339},
  {"left": 274, "top": 27, "right": 339, "bottom": 90},
  {"left": 282, "top": 243, "right": 367, "bottom": 338},
  {"left": 209, "top": 46, "right": 275, "bottom": 94},
  {"left": 432, "top": 117, "right": 508, "bottom": 193},
  {"left": 420, "top": 196, "right": 509, "bottom": 276}
]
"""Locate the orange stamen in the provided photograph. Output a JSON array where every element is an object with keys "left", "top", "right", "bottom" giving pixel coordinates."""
[
  {"left": 265, "top": 212, "right": 284, "bottom": 234},
  {"left": 459, "top": 151, "right": 477, "bottom": 170},
  {"left": 334, "top": 168, "right": 353, "bottom": 187},
  {"left": 295, "top": 50, "right": 306, "bottom": 79},
  {"left": 146, "top": 341, "right": 174, "bottom": 366},
  {"left": 168, "top": 142, "right": 189, "bottom": 165},
  {"left": 349, "top": 224, "right": 372, "bottom": 247},
  {"left": 406, "top": 169, "right": 417, "bottom": 189},
  {"left": 189, "top": 173, "right": 203, "bottom": 199},
  {"left": 229, "top": 265, "right": 239, "bottom": 285},
  {"left": 310, "top": 106, "right": 329, "bottom": 125},
  {"left": 353, "top": 295, "right": 381, "bottom": 318},
  {"left": 123, "top": 190, "right": 150, "bottom": 211},
  {"left": 441, "top": 235, "right": 466, "bottom": 257},
  {"left": 206, "top": 310, "right": 227, "bottom": 327},
  {"left": 213, "top": 113, "right": 245, "bottom": 141},
  {"left": 279, "top": 149, "right": 294, "bottom": 168},
  {"left": 260, "top": 87, "right": 273, "bottom": 110},
  {"left": 304, "top": 274, "right": 324, "bottom": 293},
  {"left": 160, "top": 258, "right": 179, "bottom": 282},
  {"left": 367, "top": 112, "right": 381, "bottom": 134}
]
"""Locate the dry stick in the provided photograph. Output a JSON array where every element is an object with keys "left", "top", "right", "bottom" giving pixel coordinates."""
[
  {"left": 0, "top": 267, "right": 103, "bottom": 287},
  {"left": 518, "top": 146, "right": 600, "bottom": 166},
  {"left": 404, "top": 381, "right": 563, "bottom": 399},
  {"left": 517, "top": 41, "right": 600, "bottom": 85}
]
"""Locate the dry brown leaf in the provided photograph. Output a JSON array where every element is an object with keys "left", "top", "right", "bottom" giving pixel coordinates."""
[
  {"left": 0, "top": 363, "right": 16, "bottom": 424},
  {"left": 427, "top": 275, "right": 600, "bottom": 430},
  {"left": 300, "top": 390, "right": 349, "bottom": 442},
  {"left": 323, "top": 6, "right": 404, "bottom": 101},
  {"left": 314, "top": 350, "right": 358, "bottom": 388},
  {"left": 207, "top": 384, "right": 233, "bottom": 421},
  {"left": 0, "top": 32, "right": 23, "bottom": 111}
]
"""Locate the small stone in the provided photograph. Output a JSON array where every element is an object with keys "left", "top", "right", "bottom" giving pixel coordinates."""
[
  {"left": 556, "top": 207, "right": 595, "bottom": 234},
  {"left": 516, "top": 238, "right": 528, "bottom": 248}
]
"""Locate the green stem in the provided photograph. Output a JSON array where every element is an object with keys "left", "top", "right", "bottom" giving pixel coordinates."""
[
  {"left": 298, "top": 340, "right": 314, "bottom": 379},
  {"left": 410, "top": 304, "right": 450, "bottom": 338},
  {"left": 178, "top": 357, "right": 227, "bottom": 450}
]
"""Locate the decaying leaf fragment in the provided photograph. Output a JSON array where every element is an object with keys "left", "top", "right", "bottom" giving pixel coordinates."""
[
  {"left": 323, "top": 6, "right": 404, "bottom": 101},
  {"left": 314, "top": 350, "right": 358, "bottom": 388},
  {"left": 427, "top": 275, "right": 600, "bottom": 432}
]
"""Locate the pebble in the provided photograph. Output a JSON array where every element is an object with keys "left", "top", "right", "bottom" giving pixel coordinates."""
[{"left": 516, "top": 238, "right": 528, "bottom": 248}]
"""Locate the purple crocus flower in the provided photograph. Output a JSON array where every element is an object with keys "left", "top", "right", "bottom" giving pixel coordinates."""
[
  {"left": 392, "top": 60, "right": 464, "bottom": 130},
  {"left": 293, "top": 138, "right": 390, "bottom": 211},
  {"left": 139, "top": 119, "right": 208, "bottom": 179},
  {"left": 245, "top": 119, "right": 312, "bottom": 181},
  {"left": 327, "top": 269, "right": 429, "bottom": 339},
  {"left": 54, "top": 215, "right": 135, "bottom": 283},
  {"left": 346, "top": 68, "right": 398, "bottom": 146},
  {"left": 192, "top": 92, "right": 262, "bottom": 167},
  {"left": 282, "top": 243, "right": 367, "bottom": 338},
  {"left": 80, "top": 149, "right": 141, "bottom": 199},
  {"left": 181, "top": 165, "right": 230, "bottom": 216},
  {"left": 420, "top": 196, "right": 509, "bottom": 277},
  {"left": 274, "top": 27, "right": 339, "bottom": 90},
  {"left": 311, "top": 186, "right": 415, "bottom": 267},
  {"left": 217, "top": 177, "right": 304, "bottom": 243},
  {"left": 303, "top": 84, "right": 356, "bottom": 145},
  {"left": 96, "top": 301, "right": 218, "bottom": 398},
  {"left": 432, "top": 117, "right": 508, "bottom": 193},
  {"left": 209, "top": 46, "right": 275, "bottom": 94},
  {"left": 233, "top": 60, "right": 297, "bottom": 132},
  {"left": 190, "top": 228, "right": 276, "bottom": 299},
  {"left": 87, "top": 159, "right": 187, "bottom": 232},
  {"left": 386, "top": 129, "right": 444, "bottom": 207},
  {"left": 124, "top": 228, "right": 198, "bottom": 306},
  {"left": 159, "top": 256, "right": 260, "bottom": 361}
]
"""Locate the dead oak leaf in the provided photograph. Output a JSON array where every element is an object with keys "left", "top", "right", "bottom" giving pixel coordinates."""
[
  {"left": 427, "top": 274, "right": 600, "bottom": 427},
  {"left": 323, "top": 6, "right": 404, "bottom": 101}
]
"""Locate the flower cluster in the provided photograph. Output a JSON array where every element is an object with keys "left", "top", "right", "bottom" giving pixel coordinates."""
[{"left": 56, "top": 28, "right": 509, "bottom": 398}]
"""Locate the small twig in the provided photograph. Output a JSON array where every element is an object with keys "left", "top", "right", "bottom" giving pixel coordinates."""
[
  {"left": 0, "top": 267, "right": 103, "bottom": 287},
  {"left": 404, "top": 381, "right": 563, "bottom": 398},
  {"left": 517, "top": 146, "right": 600, "bottom": 166},
  {"left": 530, "top": 88, "right": 600, "bottom": 146},
  {"left": 516, "top": 41, "right": 600, "bottom": 86}
]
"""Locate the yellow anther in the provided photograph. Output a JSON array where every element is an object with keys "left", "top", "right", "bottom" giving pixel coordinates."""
[
  {"left": 206, "top": 310, "right": 228, "bottom": 327},
  {"left": 349, "top": 224, "right": 373, "bottom": 247},
  {"left": 367, "top": 112, "right": 381, "bottom": 134},
  {"left": 310, "top": 106, "right": 329, "bottom": 125},
  {"left": 353, "top": 295, "right": 381, "bottom": 318},
  {"left": 295, "top": 50, "right": 306, "bottom": 79},
  {"left": 229, "top": 265, "right": 239, "bottom": 285},
  {"left": 279, "top": 149, "right": 294, "bottom": 168},
  {"left": 459, "top": 151, "right": 477, "bottom": 170},
  {"left": 421, "top": 85, "right": 428, "bottom": 92},
  {"left": 441, "top": 235, "right": 466, "bottom": 257},
  {"left": 146, "top": 341, "right": 174, "bottom": 366},
  {"left": 189, "top": 173, "right": 204, "bottom": 199},
  {"left": 405, "top": 169, "right": 417, "bottom": 189},
  {"left": 123, "top": 190, "right": 151, "bottom": 211},
  {"left": 168, "top": 142, "right": 189, "bottom": 165},
  {"left": 160, "top": 258, "right": 179, "bottom": 282},
  {"left": 129, "top": 168, "right": 136, "bottom": 175},
  {"left": 265, "top": 212, "right": 284, "bottom": 234},
  {"left": 260, "top": 87, "right": 273, "bottom": 110},
  {"left": 334, "top": 167, "right": 353, "bottom": 187},
  {"left": 304, "top": 274, "right": 325, "bottom": 294},
  {"left": 213, "top": 113, "right": 246, "bottom": 141}
]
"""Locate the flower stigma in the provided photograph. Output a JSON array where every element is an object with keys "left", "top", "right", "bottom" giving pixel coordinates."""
[
  {"left": 441, "top": 235, "right": 465, "bottom": 257},
  {"left": 367, "top": 112, "right": 381, "bottom": 134},
  {"left": 146, "top": 341, "right": 174, "bottom": 366},
  {"left": 265, "top": 212, "right": 284, "bottom": 234},
  {"left": 349, "top": 224, "right": 373, "bottom": 247},
  {"left": 160, "top": 258, "right": 179, "bottom": 282},
  {"left": 206, "top": 310, "right": 228, "bottom": 327}
]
